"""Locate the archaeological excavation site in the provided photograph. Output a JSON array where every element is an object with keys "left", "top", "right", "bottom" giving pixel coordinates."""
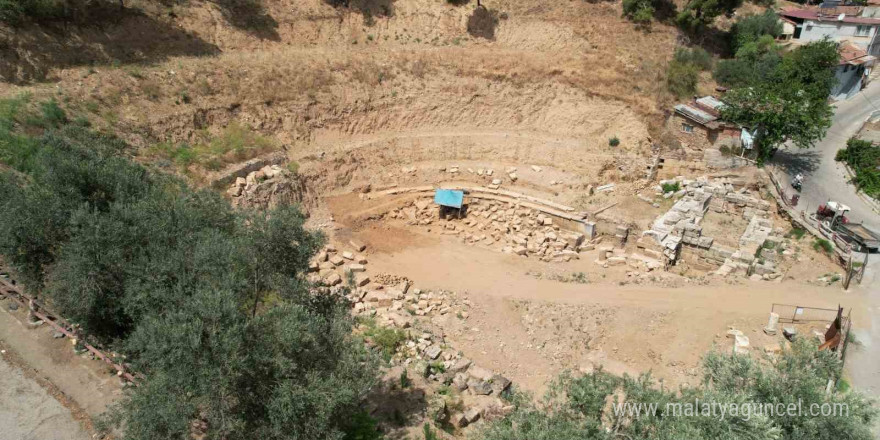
[{"left": 1, "top": 0, "right": 877, "bottom": 438}]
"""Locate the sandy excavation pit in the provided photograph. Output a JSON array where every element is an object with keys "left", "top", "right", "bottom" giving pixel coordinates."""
[
  {"left": 229, "top": 153, "right": 856, "bottom": 436},
  {"left": 0, "top": 0, "right": 871, "bottom": 435}
]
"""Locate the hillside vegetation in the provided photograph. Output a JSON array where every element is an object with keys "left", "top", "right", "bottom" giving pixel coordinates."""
[{"left": 0, "top": 98, "right": 380, "bottom": 440}]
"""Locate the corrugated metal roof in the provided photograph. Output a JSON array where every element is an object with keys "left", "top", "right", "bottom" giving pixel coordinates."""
[
  {"left": 781, "top": 7, "right": 880, "bottom": 24},
  {"left": 674, "top": 104, "right": 717, "bottom": 125},
  {"left": 696, "top": 96, "right": 725, "bottom": 111},
  {"left": 434, "top": 189, "right": 464, "bottom": 208}
]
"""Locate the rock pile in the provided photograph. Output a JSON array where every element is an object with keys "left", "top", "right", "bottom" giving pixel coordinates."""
[
  {"left": 384, "top": 199, "right": 591, "bottom": 262},
  {"left": 226, "top": 164, "right": 304, "bottom": 209},
  {"left": 307, "top": 243, "right": 371, "bottom": 288},
  {"left": 349, "top": 283, "right": 471, "bottom": 323},
  {"left": 226, "top": 164, "right": 286, "bottom": 197},
  {"left": 344, "top": 277, "right": 513, "bottom": 429}
]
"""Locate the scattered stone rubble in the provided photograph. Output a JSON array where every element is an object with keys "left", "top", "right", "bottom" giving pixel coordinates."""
[
  {"left": 636, "top": 176, "right": 786, "bottom": 281},
  {"left": 225, "top": 164, "right": 303, "bottom": 209},
  {"left": 347, "top": 276, "right": 512, "bottom": 428},
  {"left": 307, "top": 242, "right": 371, "bottom": 288},
  {"left": 307, "top": 240, "right": 512, "bottom": 428},
  {"left": 383, "top": 198, "right": 594, "bottom": 263}
]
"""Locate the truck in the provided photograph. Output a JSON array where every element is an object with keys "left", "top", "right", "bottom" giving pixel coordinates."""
[{"left": 835, "top": 223, "right": 880, "bottom": 253}]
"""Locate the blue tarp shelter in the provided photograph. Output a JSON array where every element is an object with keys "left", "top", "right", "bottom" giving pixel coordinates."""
[{"left": 434, "top": 189, "right": 464, "bottom": 209}]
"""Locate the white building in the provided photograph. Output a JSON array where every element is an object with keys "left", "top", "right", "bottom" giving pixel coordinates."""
[
  {"left": 779, "top": 5, "right": 879, "bottom": 99},
  {"left": 780, "top": 6, "right": 880, "bottom": 55}
]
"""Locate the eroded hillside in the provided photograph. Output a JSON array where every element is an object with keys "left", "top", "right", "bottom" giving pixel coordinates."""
[{"left": 1, "top": 0, "right": 680, "bottom": 196}]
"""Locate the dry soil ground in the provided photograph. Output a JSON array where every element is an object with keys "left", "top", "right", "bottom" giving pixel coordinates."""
[
  {"left": 0, "top": 354, "right": 89, "bottom": 440},
  {"left": 0, "top": 299, "right": 122, "bottom": 439},
  {"left": 0, "top": 0, "right": 857, "bottom": 436},
  {"left": 338, "top": 217, "right": 858, "bottom": 393}
]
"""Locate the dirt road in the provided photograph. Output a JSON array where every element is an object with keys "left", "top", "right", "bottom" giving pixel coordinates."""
[
  {"left": 364, "top": 228, "right": 860, "bottom": 390},
  {"left": 0, "top": 353, "right": 89, "bottom": 440},
  {"left": 0, "top": 300, "right": 123, "bottom": 440}
]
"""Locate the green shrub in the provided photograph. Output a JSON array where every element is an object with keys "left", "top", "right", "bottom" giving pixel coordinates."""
[
  {"left": 35, "top": 99, "right": 67, "bottom": 128},
  {"left": 0, "top": 117, "right": 378, "bottom": 440},
  {"left": 429, "top": 361, "right": 446, "bottom": 374},
  {"left": 343, "top": 411, "right": 384, "bottom": 440},
  {"left": 813, "top": 238, "right": 833, "bottom": 253},
  {"left": 674, "top": 47, "right": 712, "bottom": 71},
  {"left": 661, "top": 181, "right": 680, "bottom": 193},
  {"left": 399, "top": 369, "right": 410, "bottom": 388},
  {"left": 423, "top": 423, "right": 438, "bottom": 440},
  {"left": 481, "top": 339, "right": 877, "bottom": 440},
  {"left": 0, "top": 0, "right": 25, "bottom": 25},
  {"left": 622, "top": 0, "right": 654, "bottom": 24},
  {"left": 836, "top": 137, "right": 880, "bottom": 198},
  {"left": 786, "top": 227, "right": 806, "bottom": 240},
  {"left": 0, "top": 0, "right": 78, "bottom": 25},
  {"left": 608, "top": 136, "right": 620, "bottom": 147},
  {"left": 666, "top": 60, "right": 699, "bottom": 97},
  {"left": 731, "top": 10, "right": 782, "bottom": 52},
  {"left": 148, "top": 123, "right": 278, "bottom": 172},
  {"left": 363, "top": 320, "right": 407, "bottom": 360}
]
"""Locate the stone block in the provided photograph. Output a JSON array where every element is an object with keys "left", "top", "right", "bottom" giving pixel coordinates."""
[
  {"left": 425, "top": 345, "right": 442, "bottom": 360},
  {"left": 607, "top": 256, "right": 627, "bottom": 266},
  {"left": 449, "top": 358, "right": 472, "bottom": 373},
  {"left": 468, "top": 366, "right": 494, "bottom": 381},
  {"left": 451, "top": 412, "right": 469, "bottom": 428},
  {"left": 490, "top": 374, "right": 511, "bottom": 394},
  {"left": 324, "top": 273, "right": 342, "bottom": 286},
  {"left": 464, "top": 408, "right": 482, "bottom": 424},
  {"left": 469, "top": 380, "right": 492, "bottom": 395}
]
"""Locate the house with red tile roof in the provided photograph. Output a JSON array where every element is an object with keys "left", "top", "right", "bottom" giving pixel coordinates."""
[
  {"left": 779, "top": 5, "right": 880, "bottom": 55},
  {"left": 778, "top": 5, "right": 878, "bottom": 99}
]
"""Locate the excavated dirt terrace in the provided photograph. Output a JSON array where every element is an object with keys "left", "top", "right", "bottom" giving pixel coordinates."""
[{"left": 0, "top": 0, "right": 860, "bottom": 437}]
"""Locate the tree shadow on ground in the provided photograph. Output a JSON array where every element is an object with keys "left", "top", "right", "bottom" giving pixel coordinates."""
[
  {"left": 771, "top": 148, "right": 823, "bottom": 178},
  {"left": 676, "top": 24, "right": 733, "bottom": 57},
  {"left": 323, "top": 0, "right": 395, "bottom": 25},
  {"left": 652, "top": 0, "right": 679, "bottom": 22},
  {"left": 211, "top": 0, "right": 279, "bottom": 40},
  {"left": 467, "top": 6, "right": 506, "bottom": 40},
  {"left": 0, "top": 6, "right": 220, "bottom": 84},
  {"left": 366, "top": 377, "right": 430, "bottom": 438}
]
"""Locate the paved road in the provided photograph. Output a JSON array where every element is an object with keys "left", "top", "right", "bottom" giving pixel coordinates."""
[
  {"left": 770, "top": 82, "right": 880, "bottom": 405},
  {"left": 772, "top": 83, "right": 880, "bottom": 231}
]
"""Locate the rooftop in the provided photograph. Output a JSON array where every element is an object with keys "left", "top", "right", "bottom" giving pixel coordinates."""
[
  {"left": 780, "top": 7, "right": 880, "bottom": 25},
  {"left": 674, "top": 102, "right": 718, "bottom": 126},
  {"left": 839, "top": 41, "right": 875, "bottom": 65}
]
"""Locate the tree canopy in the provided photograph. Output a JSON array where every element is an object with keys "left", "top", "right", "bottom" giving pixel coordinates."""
[
  {"left": 730, "top": 11, "right": 783, "bottom": 53},
  {"left": 676, "top": 0, "right": 743, "bottom": 33},
  {"left": 0, "top": 98, "right": 379, "bottom": 440},
  {"left": 714, "top": 35, "right": 782, "bottom": 88},
  {"left": 481, "top": 340, "right": 877, "bottom": 440},
  {"left": 719, "top": 39, "right": 838, "bottom": 164}
]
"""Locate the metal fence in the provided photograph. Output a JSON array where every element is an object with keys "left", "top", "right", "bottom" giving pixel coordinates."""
[
  {"left": 771, "top": 303, "right": 845, "bottom": 324},
  {"left": 770, "top": 303, "right": 852, "bottom": 363}
]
